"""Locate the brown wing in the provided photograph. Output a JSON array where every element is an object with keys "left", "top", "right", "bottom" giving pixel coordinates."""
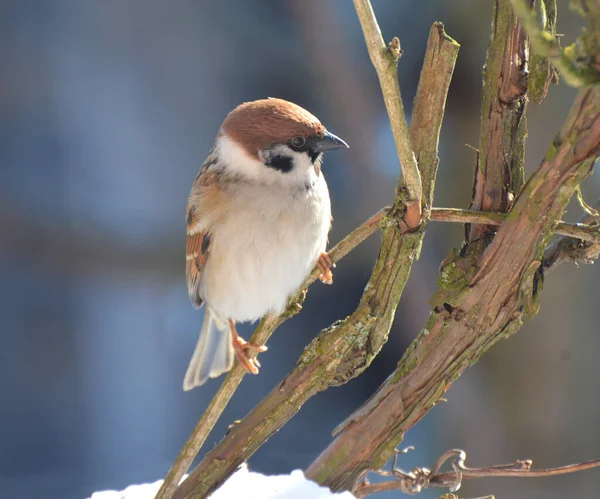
[
  {"left": 186, "top": 205, "right": 212, "bottom": 309},
  {"left": 186, "top": 149, "right": 229, "bottom": 308}
]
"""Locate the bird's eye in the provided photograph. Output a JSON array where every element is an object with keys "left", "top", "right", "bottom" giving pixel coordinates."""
[{"left": 291, "top": 136, "right": 306, "bottom": 149}]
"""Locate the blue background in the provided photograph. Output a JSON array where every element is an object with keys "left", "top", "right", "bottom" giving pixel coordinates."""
[{"left": 1, "top": 1, "right": 599, "bottom": 498}]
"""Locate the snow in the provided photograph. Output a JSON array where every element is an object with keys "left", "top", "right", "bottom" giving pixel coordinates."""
[{"left": 89, "top": 463, "right": 356, "bottom": 499}]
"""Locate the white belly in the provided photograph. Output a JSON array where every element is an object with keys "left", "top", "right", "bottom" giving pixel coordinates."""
[{"left": 201, "top": 177, "right": 331, "bottom": 322}]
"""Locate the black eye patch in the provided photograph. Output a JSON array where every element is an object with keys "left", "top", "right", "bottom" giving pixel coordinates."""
[{"left": 266, "top": 154, "right": 293, "bottom": 173}]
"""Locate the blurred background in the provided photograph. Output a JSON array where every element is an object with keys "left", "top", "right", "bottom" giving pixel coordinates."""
[{"left": 1, "top": 0, "right": 599, "bottom": 498}]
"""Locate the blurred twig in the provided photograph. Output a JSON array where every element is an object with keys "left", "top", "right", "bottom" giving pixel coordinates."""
[
  {"left": 353, "top": 448, "right": 600, "bottom": 497},
  {"left": 509, "top": 0, "right": 599, "bottom": 86},
  {"left": 529, "top": 0, "right": 558, "bottom": 103},
  {"left": 0, "top": 207, "right": 181, "bottom": 277}
]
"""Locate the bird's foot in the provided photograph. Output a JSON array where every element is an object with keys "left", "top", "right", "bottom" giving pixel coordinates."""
[
  {"left": 230, "top": 320, "right": 267, "bottom": 375},
  {"left": 317, "top": 252, "right": 334, "bottom": 285}
]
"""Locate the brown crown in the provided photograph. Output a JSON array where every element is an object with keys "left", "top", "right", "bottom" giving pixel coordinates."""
[{"left": 221, "top": 98, "right": 326, "bottom": 159}]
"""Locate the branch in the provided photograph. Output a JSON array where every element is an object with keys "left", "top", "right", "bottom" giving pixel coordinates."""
[
  {"left": 430, "top": 207, "right": 600, "bottom": 243},
  {"left": 353, "top": 448, "right": 600, "bottom": 497},
  {"left": 543, "top": 199, "right": 600, "bottom": 270},
  {"left": 155, "top": 208, "right": 385, "bottom": 499},
  {"left": 172, "top": 21, "right": 459, "bottom": 499},
  {"left": 469, "top": 0, "right": 529, "bottom": 242},
  {"left": 352, "top": 0, "right": 422, "bottom": 227},
  {"left": 305, "top": 89, "right": 600, "bottom": 494}
]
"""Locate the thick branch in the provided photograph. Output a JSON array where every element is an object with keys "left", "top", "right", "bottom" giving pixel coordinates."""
[
  {"left": 353, "top": 0, "right": 422, "bottom": 227},
  {"left": 305, "top": 86, "right": 600, "bottom": 493},
  {"left": 469, "top": 0, "right": 529, "bottom": 241},
  {"left": 173, "top": 22, "right": 459, "bottom": 499}
]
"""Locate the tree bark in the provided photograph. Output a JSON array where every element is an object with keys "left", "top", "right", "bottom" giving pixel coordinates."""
[{"left": 305, "top": 85, "right": 600, "bottom": 492}]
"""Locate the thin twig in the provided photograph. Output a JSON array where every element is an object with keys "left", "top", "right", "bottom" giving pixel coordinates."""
[
  {"left": 154, "top": 208, "right": 386, "bottom": 499},
  {"left": 430, "top": 208, "right": 600, "bottom": 244},
  {"left": 544, "top": 199, "right": 600, "bottom": 270},
  {"left": 352, "top": 0, "right": 422, "bottom": 227},
  {"left": 353, "top": 448, "right": 600, "bottom": 497}
]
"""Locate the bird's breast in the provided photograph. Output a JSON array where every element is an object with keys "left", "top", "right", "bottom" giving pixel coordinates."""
[{"left": 201, "top": 178, "right": 331, "bottom": 322}]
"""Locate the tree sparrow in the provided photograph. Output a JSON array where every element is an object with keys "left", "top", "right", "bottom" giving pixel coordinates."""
[{"left": 184, "top": 98, "right": 348, "bottom": 391}]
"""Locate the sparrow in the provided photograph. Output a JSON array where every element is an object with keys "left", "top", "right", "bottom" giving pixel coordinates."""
[{"left": 183, "top": 98, "right": 348, "bottom": 391}]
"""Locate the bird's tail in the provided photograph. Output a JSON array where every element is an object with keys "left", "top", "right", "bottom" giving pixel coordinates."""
[{"left": 183, "top": 309, "right": 233, "bottom": 391}]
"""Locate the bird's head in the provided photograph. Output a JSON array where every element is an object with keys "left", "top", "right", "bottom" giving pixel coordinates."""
[{"left": 218, "top": 98, "right": 348, "bottom": 186}]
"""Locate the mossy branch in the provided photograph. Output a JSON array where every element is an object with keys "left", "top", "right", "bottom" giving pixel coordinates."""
[
  {"left": 469, "top": 0, "right": 528, "bottom": 242},
  {"left": 305, "top": 86, "right": 600, "bottom": 495}
]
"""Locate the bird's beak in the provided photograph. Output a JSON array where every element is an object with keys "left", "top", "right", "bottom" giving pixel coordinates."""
[{"left": 313, "top": 131, "right": 349, "bottom": 153}]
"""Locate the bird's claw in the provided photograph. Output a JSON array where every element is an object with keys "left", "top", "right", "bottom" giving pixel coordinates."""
[{"left": 317, "top": 252, "right": 334, "bottom": 285}]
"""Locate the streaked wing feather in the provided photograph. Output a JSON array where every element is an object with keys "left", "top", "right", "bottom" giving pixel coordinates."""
[
  {"left": 186, "top": 208, "right": 212, "bottom": 309},
  {"left": 186, "top": 149, "right": 228, "bottom": 309}
]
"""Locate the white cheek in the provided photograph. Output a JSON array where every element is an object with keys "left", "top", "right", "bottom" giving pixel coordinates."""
[
  {"left": 216, "top": 133, "right": 265, "bottom": 181},
  {"left": 216, "top": 134, "right": 318, "bottom": 187},
  {"left": 267, "top": 145, "right": 319, "bottom": 186}
]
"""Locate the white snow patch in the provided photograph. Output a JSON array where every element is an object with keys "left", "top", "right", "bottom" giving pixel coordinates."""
[{"left": 89, "top": 463, "right": 356, "bottom": 499}]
